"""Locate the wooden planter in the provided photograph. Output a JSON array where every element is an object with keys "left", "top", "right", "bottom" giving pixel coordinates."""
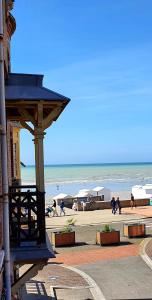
[
  {"left": 123, "top": 223, "right": 145, "bottom": 238},
  {"left": 96, "top": 230, "right": 120, "bottom": 246},
  {"left": 51, "top": 231, "right": 75, "bottom": 247}
]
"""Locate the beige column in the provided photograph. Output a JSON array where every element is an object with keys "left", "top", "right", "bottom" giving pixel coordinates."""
[{"left": 34, "top": 128, "right": 45, "bottom": 192}]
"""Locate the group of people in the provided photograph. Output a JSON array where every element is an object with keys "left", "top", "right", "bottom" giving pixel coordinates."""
[
  {"left": 111, "top": 193, "right": 136, "bottom": 215},
  {"left": 45, "top": 199, "right": 65, "bottom": 217},
  {"left": 46, "top": 193, "right": 136, "bottom": 217},
  {"left": 111, "top": 197, "right": 121, "bottom": 214}
]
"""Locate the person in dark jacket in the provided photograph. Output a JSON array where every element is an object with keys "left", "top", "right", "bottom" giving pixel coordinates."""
[
  {"left": 111, "top": 197, "right": 116, "bottom": 214},
  {"left": 60, "top": 200, "right": 65, "bottom": 216},
  {"left": 52, "top": 200, "right": 58, "bottom": 216},
  {"left": 116, "top": 197, "right": 121, "bottom": 214}
]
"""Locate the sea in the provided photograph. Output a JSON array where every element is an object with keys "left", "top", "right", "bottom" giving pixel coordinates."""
[{"left": 21, "top": 162, "right": 152, "bottom": 199}]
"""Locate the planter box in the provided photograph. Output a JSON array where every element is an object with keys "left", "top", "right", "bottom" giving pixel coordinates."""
[
  {"left": 51, "top": 231, "right": 75, "bottom": 247},
  {"left": 123, "top": 223, "right": 145, "bottom": 238},
  {"left": 96, "top": 230, "right": 120, "bottom": 246}
]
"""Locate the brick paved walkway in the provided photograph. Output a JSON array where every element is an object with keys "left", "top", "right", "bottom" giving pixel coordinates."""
[
  {"left": 50, "top": 244, "right": 139, "bottom": 266},
  {"left": 35, "top": 264, "right": 88, "bottom": 287},
  {"left": 21, "top": 207, "right": 152, "bottom": 299},
  {"left": 123, "top": 206, "right": 152, "bottom": 218},
  {"left": 21, "top": 264, "right": 90, "bottom": 300}
]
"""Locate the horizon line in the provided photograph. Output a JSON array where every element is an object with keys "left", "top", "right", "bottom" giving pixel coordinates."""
[{"left": 22, "top": 161, "right": 152, "bottom": 167}]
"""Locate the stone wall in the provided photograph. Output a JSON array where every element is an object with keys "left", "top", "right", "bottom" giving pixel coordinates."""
[
  {"left": 64, "top": 196, "right": 102, "bottom": 209},
  {"left": 77, "top": 198, "right": 150, "bottom": 211}
]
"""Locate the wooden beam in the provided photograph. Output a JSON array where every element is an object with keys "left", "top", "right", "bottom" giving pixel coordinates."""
[
  {"left": 6, "top": 116, "right": 23, "bottom": 121},
  {"left": 11, "top": 262, "right": 46, "bottom": 295},
  {"left": 18, "top": 108, "right": 37, "bottom": 126},
  {"left": 20, "top": 121, "right": 34, "bottom": 135},
  {"left": 37, "top": 103, "right": 43, "bottom": 128},
  {"left": 6, "top": 100, "right": 64, "bottom": 106},
  {"left": 43, "top": 107, "right": 61, "bottom": 130}
]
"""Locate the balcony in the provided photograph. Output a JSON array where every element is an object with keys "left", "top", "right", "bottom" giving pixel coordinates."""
[
  {"left": 5, "top": 73, "right": 70, "bottom": 294},
  {"left": 9, "top": 185, "right": 54, "bottom": 265},
  {"left": 9, "top": 185, "right": 45, "bottom": 247}
]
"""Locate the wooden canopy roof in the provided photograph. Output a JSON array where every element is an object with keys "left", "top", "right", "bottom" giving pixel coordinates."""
[{"left": 5, "top": 73, "right": 70, "bottom": 129}]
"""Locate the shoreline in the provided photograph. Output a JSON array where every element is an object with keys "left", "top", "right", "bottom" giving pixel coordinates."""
[
  {"left": 22, "top": 180, "right": 131, "bottom": 200},
  {"left": 21, "top": 162, "right": 152, "bottom": 198}
]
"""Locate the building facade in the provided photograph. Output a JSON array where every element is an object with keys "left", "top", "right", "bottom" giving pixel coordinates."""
[
  {"left": 0, "top": 1, "right": 16, "bottom": 297},
  {"left": 0, "top": 1, "right": 70, "bottom": 298}
]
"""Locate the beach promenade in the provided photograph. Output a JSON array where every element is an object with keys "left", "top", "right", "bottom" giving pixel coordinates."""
[
  {"left": 45, "top": 205, "right": 152, "bottom": 228},
  {"left": 21, "top": 206, "right": 152, "bottom": 299}
]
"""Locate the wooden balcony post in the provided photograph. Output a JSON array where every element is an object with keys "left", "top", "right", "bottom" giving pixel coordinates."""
[{"left": 34, "top": 128, "right": 45, "bottom": 193}]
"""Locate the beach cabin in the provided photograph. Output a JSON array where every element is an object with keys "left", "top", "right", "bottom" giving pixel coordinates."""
[
  {"left": 74, "top": 191, "right": 93, "bottom": 211},
  {"left": 53, "top": 193, "right": 73, "bottom": 208},
  {"left": 92, "top": 186, "right": 111, "bottom": 201},
  {"left": 132, "top": 184, "right": 152, "bottom": 199},
  {"left": 74, "top": 190, "right": 93, "bottom": 202}
]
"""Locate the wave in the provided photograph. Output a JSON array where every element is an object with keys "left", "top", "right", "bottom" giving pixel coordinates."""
[
  {"left": 22, "top": 176, "right": 152, "bottom": 186},
  {"left": 21, "top": 163, "right": 152, "bottom": 195}
]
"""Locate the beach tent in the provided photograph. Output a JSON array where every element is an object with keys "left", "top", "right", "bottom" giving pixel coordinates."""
[
  {"left": 53, "top": 193, "right": 72, "bottom": 200},
  {"left": 92, "top": 186, "right": 104, "bottom": 194},
  {"left": 78, "top": 189, "right": 92, "bottom": 193},
  {"left": 92, "top": 186, "right": 111, "bottom": 201},
  {"left": 74, "top": 191, "right": 93, "bottom": 198},
  {"left": 132, "top": 184, "right": 152, "bottom": 199},
  {"left": 53, "top": 193, "right": 73, "bottom": 206}
]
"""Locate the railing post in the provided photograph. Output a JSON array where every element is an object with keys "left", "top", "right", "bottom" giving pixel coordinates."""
[{"left": 37, "top": 191, "right": 45, "bottom": 244}]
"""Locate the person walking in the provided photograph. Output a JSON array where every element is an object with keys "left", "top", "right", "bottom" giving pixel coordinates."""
[
  {"left": 45, "top": 205, "right": 53, "bottom": 217},
  {"left": 81, "top": 200, "right": 86, "bottom": 212},
  {"left": 111, "top": 197, "right": 116, "bottom": 214},
  {"left": 60, "top": 200, "right": 65, "bottom": 216},
  {"left": 130, "top": 193, "right": 136, "bottom": 209},
  {"left": 52, "top": 199, "right": 58, "bottom": 216},
  {"left": 116, "top": 197, "right": 121, "bottom": 214}
]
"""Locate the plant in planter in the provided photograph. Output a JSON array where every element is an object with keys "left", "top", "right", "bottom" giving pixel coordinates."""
[
  {"left": 96, "top": 224, "right": 120, "bottom": 246},
  {"left": 51, "top": 218, "right": 76, "bottom": 247},
  {"left": 102, "top": 224, "right": 113, "bottom": 232},
  {"left": 66, "top": 218, "right": 76, "bottom": 227}
]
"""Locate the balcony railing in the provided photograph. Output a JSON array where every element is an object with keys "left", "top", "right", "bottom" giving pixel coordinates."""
[{"left": 9, "top": 185, "right": 45, "bottom": 247}]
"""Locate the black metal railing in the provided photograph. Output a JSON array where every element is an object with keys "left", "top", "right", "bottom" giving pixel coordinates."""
[{"left": 9, "top": 185, "right": 45, "bottom": 247}]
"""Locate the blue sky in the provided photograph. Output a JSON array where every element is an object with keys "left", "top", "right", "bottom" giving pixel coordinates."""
[{"left": 11, "top": 0, "right": 152, "bottom": 164}]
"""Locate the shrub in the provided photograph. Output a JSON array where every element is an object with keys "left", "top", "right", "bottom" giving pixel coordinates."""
[
  {"left": 102, "top": 224, "right": 115, "bottom": 232},
  {"left": 66, "top": 218, "right": 76, "bottom": 226},
  {"left": 60, "top": 218, "right": 77, "bottom": 234},
  {"left": 61, "top": 226, "right": 73, "bottom": 233}
]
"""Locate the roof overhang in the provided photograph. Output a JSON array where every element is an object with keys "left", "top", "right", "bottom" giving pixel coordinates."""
[{"left": 5, "top": 73, "right": 70, "bottom": 125}]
